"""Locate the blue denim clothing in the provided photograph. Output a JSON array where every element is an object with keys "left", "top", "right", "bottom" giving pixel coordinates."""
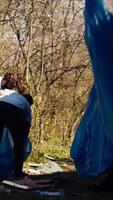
[
  {"left": 0, "top": 127, "right": 32, "bottom": 179},
  {"left": 71, "top": 0, "right": 113, "bottom": 176}
]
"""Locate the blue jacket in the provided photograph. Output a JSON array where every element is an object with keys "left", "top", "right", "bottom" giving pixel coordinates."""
[{"left": 71, "top": 0, "right": 113, "bottom": 176}]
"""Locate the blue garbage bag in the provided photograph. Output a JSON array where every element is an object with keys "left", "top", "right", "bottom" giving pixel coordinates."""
[
  {"left": 0, "top": 126, "right": 32, "bottom": 179},
  {"left": 71, "top": 0, "right": 113, "bottom": 176}
]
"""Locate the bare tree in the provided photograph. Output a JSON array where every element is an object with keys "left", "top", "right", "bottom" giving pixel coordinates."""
[{"left": 0, "top": 0, "right": 92, "bottom": 146}]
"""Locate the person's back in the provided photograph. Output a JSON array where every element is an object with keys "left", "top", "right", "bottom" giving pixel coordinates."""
[
  {"left": 0, "top": 72, "right": 32, "bottom": 178},
  {"left": 0, "top": 89, "right": 32, "bottom": 123}
]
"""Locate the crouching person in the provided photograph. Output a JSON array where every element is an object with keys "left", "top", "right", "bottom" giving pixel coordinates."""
[{"left": 0, "top": 89, "right": 33, "bottom": 178}]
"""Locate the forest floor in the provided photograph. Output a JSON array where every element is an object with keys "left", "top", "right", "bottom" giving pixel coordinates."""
[{"left": 0, "top": 162, "right": 113, "bottom": 200}]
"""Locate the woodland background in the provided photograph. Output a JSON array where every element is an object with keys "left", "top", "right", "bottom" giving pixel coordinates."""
[{"left": 0, "top": 0, "right": 93, "bottom": 162}]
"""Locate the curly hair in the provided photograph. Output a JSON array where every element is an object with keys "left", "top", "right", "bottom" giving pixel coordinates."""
[{"left": 1, "top": 72, "right": 25, "bottom": 94}]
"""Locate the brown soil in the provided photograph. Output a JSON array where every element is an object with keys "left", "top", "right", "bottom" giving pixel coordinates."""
[{"left": 0, "top": 169, "right": 113, "bottom": 200}]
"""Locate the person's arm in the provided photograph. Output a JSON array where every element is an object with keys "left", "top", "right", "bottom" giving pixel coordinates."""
[{"left": 24, "top": 122, "right": 31, "bottom": 137}]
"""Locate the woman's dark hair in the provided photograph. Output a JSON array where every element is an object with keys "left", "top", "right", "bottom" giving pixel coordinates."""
[
  {"left": 23, "top": 94, "right": 33, "bottom": 105},
  {"left": 1, "top": 72, "right": 25, "bottom": 94},
  {"left": 1, "top": 72, "right": 17, "bottom": 89}
]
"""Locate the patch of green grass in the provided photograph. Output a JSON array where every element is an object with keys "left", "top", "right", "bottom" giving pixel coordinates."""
[{"left": 26, "top": 142, "right": 70, "bottom": 163}]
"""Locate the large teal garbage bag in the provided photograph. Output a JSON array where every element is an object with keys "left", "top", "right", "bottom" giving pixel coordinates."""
[
  {"left": 0, "top": 127, "right": 32, "bottom": 179},
  {"left": 71, "top": 0, "right": 113, "bottom": 176}
]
